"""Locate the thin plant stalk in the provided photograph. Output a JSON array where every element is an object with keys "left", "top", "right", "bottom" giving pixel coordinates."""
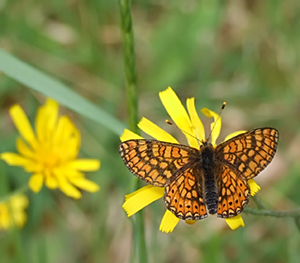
[
  {"left": 246, "top": 196, "right": 300, "bottom": 231},
  {"left": 119, "top": 0, "right": 148, "bottom": 262},
  {"left": 245, "top": 207, "right": 300, "bottom": 218}
]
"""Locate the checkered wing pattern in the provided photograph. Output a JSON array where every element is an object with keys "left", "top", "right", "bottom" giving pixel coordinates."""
[
  {"left": 215, "top": 128, "right": 279, "bottom": 218},
  {"left": 119, "top": 140, "right": 199, "bottom": 187}
]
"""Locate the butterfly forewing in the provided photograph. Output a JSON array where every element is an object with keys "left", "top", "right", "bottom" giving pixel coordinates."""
[
  {"left": 119, "top": 140, "right": 199, "bottom": 187},
  {"left": 216, "top": 128, "right": 279, "bottom": 180}
]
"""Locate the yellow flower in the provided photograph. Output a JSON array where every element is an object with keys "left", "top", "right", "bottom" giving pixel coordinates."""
[
  {"left": 0, "top": 195, "right": 29, "bottom": 230},
  {"left": 0, "top": 99, "right": 100, "bottom": 199},
  {"left": 121, "top": 87, "right": 261, "bottom": 233}
]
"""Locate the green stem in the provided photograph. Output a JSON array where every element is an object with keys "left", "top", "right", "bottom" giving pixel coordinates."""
[
  {"left": 245, "top": 196, "right": 300, "bottom": 219},
  {"left": 119, "top": 0, "right": 138, "bottom": 131},
  {"left": 244, "top": 207, "right": 300, "bottom": 218},
  {"left": 119, "top": 1, "right": 148, "bottom": 263},
  {"left": 246, "top": 196, "right": 300, "bottom": 231}
]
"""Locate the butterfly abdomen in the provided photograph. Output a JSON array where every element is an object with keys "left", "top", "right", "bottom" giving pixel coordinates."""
[{"left": 200, "top": 145, "right": 218, "bottom": 215}]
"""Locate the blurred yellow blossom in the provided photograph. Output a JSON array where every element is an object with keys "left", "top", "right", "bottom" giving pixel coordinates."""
[
  {"left": 0, "top": 99, "right": 100, "bottom": 199},
  {"left": 0, "top": 195, "right": 29, "bottom": 230}
]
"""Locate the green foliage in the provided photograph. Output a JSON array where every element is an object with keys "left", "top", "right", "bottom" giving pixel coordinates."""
[{"left": 1, "top": 1, "right": 300, "bottom": 263}]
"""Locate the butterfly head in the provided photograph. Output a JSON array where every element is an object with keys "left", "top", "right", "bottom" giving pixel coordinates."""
[{"left": 200, "top": 140, "right": 213, "bottom": 148}]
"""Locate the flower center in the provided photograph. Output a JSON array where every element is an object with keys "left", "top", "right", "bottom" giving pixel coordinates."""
[
  {"left": 36, "top": 144, "right": 60, "bottom": 171},
  {"left": 43, "top": 153, "right": 59, "bottom": 169}
]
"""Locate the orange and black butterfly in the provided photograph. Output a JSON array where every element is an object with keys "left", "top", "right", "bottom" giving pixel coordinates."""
[{"left": 119, "top": 128, "right": 279, "bottom": 220}]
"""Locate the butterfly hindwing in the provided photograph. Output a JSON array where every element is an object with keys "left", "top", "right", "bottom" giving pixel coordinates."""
[
  {"left": 119, "top": 140, "right": 199, "bottom": 187},
  {"left": 216, "top": 164, "right": 250, "bottom": 218},
  {"left": 164, "top": 165, "right": 208, "bottom": 220}
]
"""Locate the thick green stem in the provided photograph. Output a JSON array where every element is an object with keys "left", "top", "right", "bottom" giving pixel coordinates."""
[{"left": 119, "top": 1, "right": 148, "bottom": 262}]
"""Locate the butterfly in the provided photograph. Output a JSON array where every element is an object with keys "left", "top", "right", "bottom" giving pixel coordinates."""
[{"left": 119, "top": 128, "right": 279, "bottom": 220}]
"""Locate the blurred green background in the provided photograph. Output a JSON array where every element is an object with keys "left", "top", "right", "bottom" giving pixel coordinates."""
[{"left": 1, "top": 0, "right": 300, "bottom": 262}]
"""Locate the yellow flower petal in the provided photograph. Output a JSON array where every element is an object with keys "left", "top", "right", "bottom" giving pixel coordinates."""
[
  {"left": 223, "top": 131, "right": 247, "bottom": 142},
  {"left": 51, "top": 116, "right": 81, "bottom": 161},
  {"left": 124, "top": 184, "right": 152, "bottom": 200},
  {"left": 249, "top": 179, "right": 261, "bottom": 196},
  {"left": 0, "top": 153, "right": 43, "bottom": 173},
  {"left": 0, "top": 205, "right": 10, "bottom": 229},
  {"left": 185, "top": 220, "right": 197, "bottom": 225},
  {"left": 1, "top": 153, "right": 33, "bottom": 166},
  {"left": 225, "top": 215, "right": 245, "bottom": 230},
  {"left": 159, "top": 87, "right": 197, "bottom": 147},
  {"left": 10, "top": 195, "right": 29, "bottom": 210},
  {"left": 9, "top": 104, "right": 37, "bottom": 149},
  {"left": 201, "top": 108, "right": 221, "bottom": 146},
  {"left": 10, "top": 195, "right": 29, "bottom": 228},
  {"left": 53, "top": 116, "right": 73, "bottom": 144},
  {"left": 63, "top": 159, "right": 101, "bottom": 172},
  {"left": 159, "top": 209, "right": 180, "bottom": 233},
  {"left": 120, "top": 129, "right": 143, "bottom": 142},
  {"left": 57, "top": 176, "right": 82, "bottom": 199},
  {"left": 35, "top": 99, "right": 59, "bottom": 143},
  {"left": 55, "top": 168, "right": 78, "bottom": 177},
  {"left": 122, "top": 185, "right": 164, "bottom": 217},
  {"left": 61, "top": 119, "right": 81, "bottom": 160},
  {"left": 51, "top": 115, "right": 67, "bottom": 144},
  {"left": 23, "top": 162, "right": 43, "bottom": 173},
  {"left": 12, "top": 211, "right": 27, "bottom": 229},
  {"left": 16, "top": 138, "right": 35, "bottom": 159},
  {"left": 69, "top": 176, "right": 100, "bottom": 192},
  {"left": 186, "top": 97, "right": 205, "bottom": 145},
  {"left": 138, "top": 117, "right": 178, "bottom": 143},
  {"left": 28, "top": 173, "right": 44, "bottom": 193},
  {"left": 45, "top": 171, "right": 58, "bottom": 189}
]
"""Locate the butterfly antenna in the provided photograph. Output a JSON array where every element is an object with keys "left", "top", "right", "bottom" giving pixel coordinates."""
[
  {"left": 206, "top": 102, "right": 227, "bottom": 143},
  {"left": 165, "top": 120, "right": 202, "bottom": 144}
]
